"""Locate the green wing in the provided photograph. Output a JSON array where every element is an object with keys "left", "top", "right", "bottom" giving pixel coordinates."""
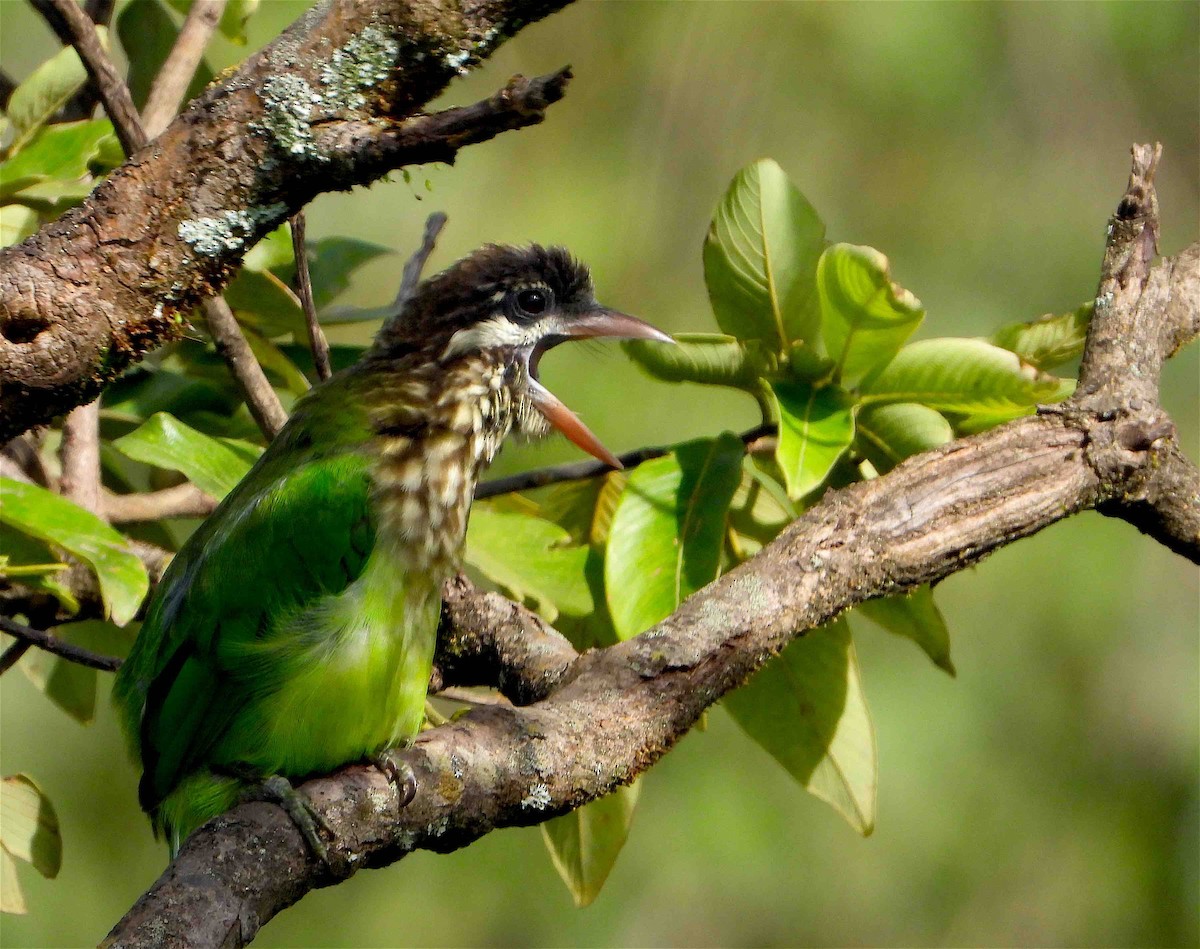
[{"left": 113, "top": 393, "right": 377, "bottom": 814}]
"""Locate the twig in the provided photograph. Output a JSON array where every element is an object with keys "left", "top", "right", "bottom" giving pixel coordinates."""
[
  {"left": 58, "top": 400, "right": 103, "bottom": 514},
  {"left": 201, "top": 297, "right": 289, "bottom": 438},
  {"left": 103, "top": 483, "right": 217, "bottom": 523},
  {"left": 35, "top": 0, "right": 147, "bottom": 155},
  {"left": 290, "top": 213, "right": 332, "bottom": 382},
  {"left": 474, "top": 423, "right": 775, "bottom": 499},
  {"left": 0, "top": 615, "right": 122, "bottom": 672},
  {"left": 142, "top": 0, "right": 227, "bottom": 138},
  {"left": 395, "top": 212, "right": 448, "bottom": 309}
]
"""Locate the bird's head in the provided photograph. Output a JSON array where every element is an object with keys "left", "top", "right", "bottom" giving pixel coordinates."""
[{"left": 372, "top": 244, "right": 672, "bottom": 468}]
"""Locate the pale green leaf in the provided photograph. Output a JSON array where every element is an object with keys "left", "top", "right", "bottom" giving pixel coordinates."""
[
  {"left": 0, "top": 774, "right": 61, "bottom": 879},
  {"left": 605, "top": 433, "right": 744, "bottom": 639},
  {"left": 224, "top": 268, "right": 304, "bottom": 338},
  {"left": 542, "top": 781, "right": 640, "bottom": 907},
  {"left": 856, "top": 587, "right": 954, "bottom": 675},
  {"left": 242, "top": 222, "right": 295, "bottom": 272},
  {"left": 989, "top": 303, "right": 1093, "bottom": 371},
  {"left": 167, "top": 0, "right": 259, "bottom": 43},
  {"left": 316, "top": 303, "right": 398, "bottom": 326},
  {"left": 277, "top": 237, "right": 394, "bottom": 308},
  {"left": 20, "top": 649, "right": 96, "bottom": 724},
  {"left": 623, "top": 333, "right": 768, "bottom": 390},
  {"left": 111, "top": 412, "right": 260, "bottom": 499},
  {"left": 0, "top": 479, "right": 147, "bottom": 625},
  {"left": 773, "top": 382, "right": 856, "bottom": 500},
  {"left": 1, "top": 848, "right": 26, "bottom": 914},
  {"left": 861, "top": 338, "right": 1075, "bottom": 418},
  {"left": 245, "top": 329, "right": 311, "bottom": 395},
  {"left": 703, "top": 159, "right": 826, "bottom": 349},
  {"left": 818, "top": 243, "right": 924, "bottom": 386},
  {"left": 6, "top": 31, "right": 108, "bottom": 146},
  {"left": 724, "top": 618, "right": 876, "bottom": 834},
  {"left": 465, "top": 509, "right": 593, "bottom": 622},
  {"left": 0, "top": 120, "right": 115, "bottom": 199},
  {"left": 855, "top": 402, "right": 953, "bottom": 474},
  {"left": 0, "top": 205, "right": 39, "bottom": 249},
  {"left": 3, "top": 177, "right": 97, "bottom": 213}
]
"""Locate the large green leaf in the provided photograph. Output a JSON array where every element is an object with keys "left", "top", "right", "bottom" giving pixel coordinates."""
[
  {"left": 100, "top": 367, "right": 235, "bottom": 424},
  {"left": 724, "top": 618, "right": 876, "bottom": 834},
  {"left": 861, "top": 338, "right": 1074, "bottom": 418},
  {"left": 623, "top": 333, "right": 767, "bottom": 390},
  {"left": 989, "top": 303, "right": 1092, "bottom": 371},
  {"left": 224, "top": 268, "right": 304, "bottom": 338},
  {"left": 605, "top": 433, "right": 744, "bottom": 639},
  {"left": 542, "top": 781, "right": 640, "bottom": 907},
  {"left": 465, "top": 509, "right": 593, "bottom": 623},
  {"left": 856, "top": 588, "right": 954, "bottom": 675},
  {"left": 0, "top": 774, "right": 62, "bottom": 883},
  {"left": 0, "top": 479, "right": 147, "bottom": 625},
  {"left": 703, "top": 159, "right": 826, "bottom": 349},
  {"left": 772, "top": 381, "right": 856, "bottom": 500},
  {"left": 855, "top": 402, "right": 953, "bottom": 474},
  {"left": 818, "top": 243, "right": 924, "bottom": 387},
  {"left": 111, "top": 412, "right": 260, "bottom": 499},
  {"left": 6, "top": 31, "right": 108, "bottom": 148},
  {"left": 0, "top": 120, "right": 115, "bottom": 199}
]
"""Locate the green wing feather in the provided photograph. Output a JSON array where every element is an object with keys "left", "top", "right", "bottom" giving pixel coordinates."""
[{"left": 113, "top": 383, "right": 377, "bottom": 816}]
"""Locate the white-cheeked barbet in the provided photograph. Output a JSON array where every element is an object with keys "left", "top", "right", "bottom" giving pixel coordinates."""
[{"left": 113, "top": 245, "right": 672, "bottom": 854}]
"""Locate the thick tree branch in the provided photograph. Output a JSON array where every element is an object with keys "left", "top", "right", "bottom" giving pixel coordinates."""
[
  {"left": 104, "top": 144, "right": 1198, "bottom": 949},
  {"left": 0, "top": 0, "right": 573, "bottom": 441}
]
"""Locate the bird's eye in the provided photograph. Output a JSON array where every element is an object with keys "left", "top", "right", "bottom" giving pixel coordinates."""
[{"left": 515, "top": 288, "right": 548, "bottom": 316}]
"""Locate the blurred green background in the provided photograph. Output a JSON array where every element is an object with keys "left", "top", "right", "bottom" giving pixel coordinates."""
[{"left": 2, "top": 1, "right": 1197, "bottom": 946}]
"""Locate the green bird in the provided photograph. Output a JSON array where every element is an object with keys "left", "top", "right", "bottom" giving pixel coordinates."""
[{"left": 113, "top": 245, "right": 670, "bottom": 855}]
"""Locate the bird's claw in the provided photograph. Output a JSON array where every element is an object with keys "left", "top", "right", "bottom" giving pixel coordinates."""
[
  {"left": 371, "top": 748, "right": 417, "bottom": 808},
  {"left": 252, "top": 774, "right": 333, "bottom": 866}
]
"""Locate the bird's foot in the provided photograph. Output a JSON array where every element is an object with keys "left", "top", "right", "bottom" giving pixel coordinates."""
[
  {"left": 371, "top": 748, "right": 417, "bottom": 808},
  {"left": 249, "top": 774, "right": 333, "bottom": 865}
]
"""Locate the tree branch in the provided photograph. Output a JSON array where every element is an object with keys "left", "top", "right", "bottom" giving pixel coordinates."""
[
  {"left": 58, "top": 400, "right": 102, "bottom": 514},
  {"left": 105, "top": 145, "right": 1197, "bottom": 948},
  {"left": 0, "top": 0, "right": 574, "bottom": 441},
  {"left": 0, "top": 615, "right": 121, "bottom": 672},
  {"left": 200, "top": 297, "right": 289, "bottom": 438},
  {"left": 141, "top": 0, "right": 227, "bottom": 138},
  {"left": 290, "top": 212, "right": 332, "bottom": 382},
  {"left": 102, "top": 483, "right": 217, "bottom": 523},
  {"left": 396, "top": 211, "right": 448, "bottom": 308}
]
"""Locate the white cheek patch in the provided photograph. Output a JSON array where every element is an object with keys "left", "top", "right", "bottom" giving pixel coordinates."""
[{"left": 442, "top": 315, "right": 533, "bottom": 360}]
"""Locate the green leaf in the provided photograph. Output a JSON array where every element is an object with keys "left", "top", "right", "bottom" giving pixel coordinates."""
[
  {"left": 244, "top": 329, "right": 311, "bottom": 396},
  {"left": 989, "top": 303, "right": 1093, "bottom": 371},
  {"left": 855, "top": 402, "right": 953, "bottom": 474},
  {"left": 622, "top": 333, "right": 768, "bottom": 390},
  {"left": 278, "top": 342, "right": 367, "bottom": 376},
  {"left": 542, "top": 781, "right": 640, "bottom": 907},
  {"left": 224, "top": 268, "right": 304, "bottom": 338},
  {"left": 17, "top": 621, "right": 135, "bottom": 722},
  {"left": 605, "top": 433, "right": 744, "bottom": 639},
  {"left": 0, "top": 479, "right": 147, "bottom": 625},
  {"left": 6, "top": 31, "right": 108, "bottom": 147},
  {"left": 724, "top": 618, "right": 876, "bottom": 834},
  {"left": 277, "top": 237, "right": 394, "bottom": 308},
  {"left": 0, "top": 120, "right": 115, "bottom": 199},
  {"left": 111, "top": 412, "right": 260, "bottom": 499},
  {"left": 818, "top": 243, "right": 924, "bottom": 386},
  {"left": 119, "top": 0, "right": 215, "bottom": 109},
  {"left": 101, "top": 366, "right": 235, "bottom": 424},
  {"left": 856, "top": 587, "right": 954, "bottom": 675},
  {"left": 3, "top": 178, "right": 97, "bottom": 213},
  {"left": 703, "top": 159, "right": 826, "bottom": 349},
  {"left": 167, "top": 0, "right": 259, "bottom": 44},
  {"left": 861, "top": 338, "right": 1075, "bottom": 419},
  {"left": 313, "top": 303, "right": 398, "bottom": 326},
  {"left": 772, "top": 382, "right": 856, "bottom": 500},
  {"left": 0, "top": 204, "right": 39, "bottom": 249},
  {"left": 241, "top": 222, "right": 295, "bottom": 273},
  {"left": 0, "top": 774, "right": 61, "bottom": 881},
  {"left": 465, "top": 509, "right": 593, "bottom": 622}
]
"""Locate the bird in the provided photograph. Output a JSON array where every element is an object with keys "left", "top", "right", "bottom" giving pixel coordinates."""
[{"left": 112, "top": 244, "right": 672, "bottom": 856}]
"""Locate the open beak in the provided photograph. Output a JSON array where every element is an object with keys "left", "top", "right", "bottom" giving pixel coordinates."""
[{"left": 527, "top": 308, "right": 673, "bottom": 469}]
